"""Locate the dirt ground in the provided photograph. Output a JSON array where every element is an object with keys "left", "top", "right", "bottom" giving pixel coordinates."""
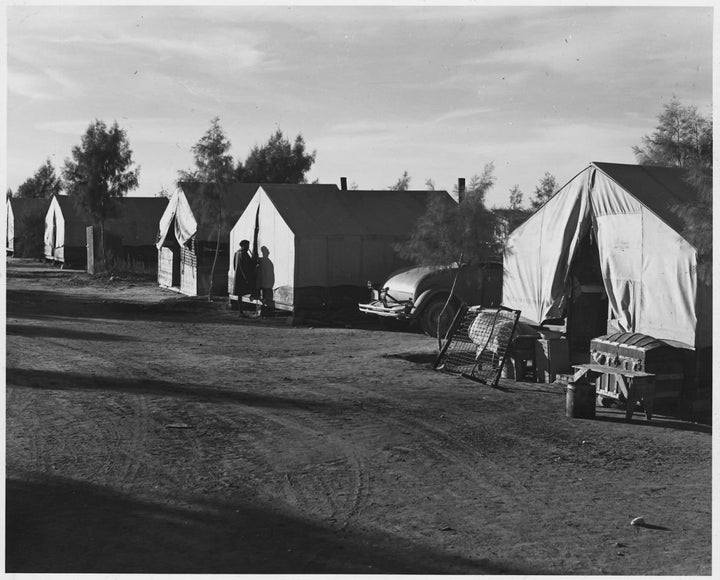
[{"left": 5, "top": 258, "right": 712, "bottom": 575}]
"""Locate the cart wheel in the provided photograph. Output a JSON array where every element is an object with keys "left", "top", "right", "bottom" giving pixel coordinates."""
[{"left": 600, "top": 397, "right": 614, "bottom": 408}]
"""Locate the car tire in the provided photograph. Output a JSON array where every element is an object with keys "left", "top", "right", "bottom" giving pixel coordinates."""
[{"left": 420, "top": 296, "right": 457, "bottom": 338}]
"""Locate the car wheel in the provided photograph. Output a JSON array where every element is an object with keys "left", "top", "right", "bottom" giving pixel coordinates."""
[{"left": 420, "top": 297, "right": 457, "bottom": 338}]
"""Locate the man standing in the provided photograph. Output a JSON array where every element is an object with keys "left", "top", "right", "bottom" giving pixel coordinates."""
[{"left": 233, "top": 239, "right": 257, "bottom": 302}]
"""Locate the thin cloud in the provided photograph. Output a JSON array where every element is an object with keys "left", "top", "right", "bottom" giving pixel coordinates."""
[
  {"left": 8, "top": 65, "right": 82, "bottom": 101},
  {"left": 432, "top": 107, "right": 497, "bottom": 125},
  {"left": 34, "top": 120, "right": 102, "bottom": 136}
]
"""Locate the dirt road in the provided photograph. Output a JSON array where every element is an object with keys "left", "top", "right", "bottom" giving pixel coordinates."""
[{"left": 5, "top": 259, "right": 711, "bottom": 574}]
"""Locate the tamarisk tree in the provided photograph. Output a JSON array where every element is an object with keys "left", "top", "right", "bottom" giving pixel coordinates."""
[
  {"left": 178, "top": 117, "right": 235, "bottom": 299},
  {"left": 63, "top": 119, "right": 139, "bottom": 265}
]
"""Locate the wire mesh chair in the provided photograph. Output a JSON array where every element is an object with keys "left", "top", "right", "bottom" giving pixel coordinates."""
[{"left": 434, "top": 305, "right": 521, "bottom": 387}]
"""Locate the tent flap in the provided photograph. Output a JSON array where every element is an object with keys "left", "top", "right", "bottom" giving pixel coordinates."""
[
  {"left": 503, "top": 169, "right": 590, "bottom": 325},
  {"left": 156, "top": 190, "right": 197, "bottom": 248},
  {"left": 503, "top": 163, "right": 705, "bottom": 349}
]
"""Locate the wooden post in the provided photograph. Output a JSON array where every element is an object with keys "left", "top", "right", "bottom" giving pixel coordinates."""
[{"left": 86, "top": 226, "right": 95, "bottom": 275}]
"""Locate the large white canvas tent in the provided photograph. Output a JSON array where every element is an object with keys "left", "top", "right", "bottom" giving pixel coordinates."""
[
  {"left": 44, "top": 196, "right": 90, "bottom": 265},
  {"left": 503, "top": 162, "right": 711, "bottom": 386},
  {"left": 7, "top": 197, "right": 51, "bottom": 256},
  {"left": 156, "top": 182, "right": 258, "bottom": 296},
  {"left": 228, "top": 184, "right": 455, "bottom": 311},
  {"left": 45, "top": 195, "right": 169, "bottom": 267}
]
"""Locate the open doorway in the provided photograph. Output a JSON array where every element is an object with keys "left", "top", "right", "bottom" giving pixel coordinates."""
[
  {"left": 51, "top": 212, "right": 58, "bottom": 259},
  {"left": 170, "top": 243, "right": 181, "bottom": 287},
  {"left": 566, "top": 227, "right": 608, "bottom": 356},
  {"left": 159, "top": 217, "right": 182, "bottom": 289}
]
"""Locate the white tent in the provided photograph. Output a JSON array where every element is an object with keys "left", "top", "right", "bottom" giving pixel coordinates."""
[
  {"left": 156, "top": 188, "right": 197, "bottom": 250},
  {"left": 503, "top": 162, "right": 710, "bottom": 353},
  {"left": 44, "top": 196, "right": 88, "bottom": 264},
  {"left": 7, "top": 197, "right": 51, "bottom": 256},
  {"left": 6, "top": 198, "right": 14, "bottom": 253},
  {"left": 45, "top": 195, "right": 168, "bottom": 267},
  {"left": 156, "top": 182, "right": 258, "bottom": 296},
  {"left": 6, "top": 198, "right": 14, "bottom": 254},
  {"left": 229, "top": 184, "right": 454, "bottom": 311}
]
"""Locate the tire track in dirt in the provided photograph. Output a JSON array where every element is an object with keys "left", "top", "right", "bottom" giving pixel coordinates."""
[
  {"left": 11, "top": 314, "right": 520, "bottom": 529},
  {"left": 64, "top": 327, "right": 372, "bottom": 535},
  {"left": 62, "top": 335, "right": 198, "bottom": 492},
  {"left": 6, "top": 332, "right": 158, "bottom": 492},
  {"left": 7, "top": 375, "right": 123, "bottom": 481},
  {"left": 197, "top": 399, "right": 371, "bottom": 533},
  {"left": 11, "top": 304, "right": 506, "bottom": 531},
  {"left": 243, "top": 371, "right": 522, "bottom": 533},
  {"left": 6, "top": 387, "right": 52, "bottom": 474},
  {"left": 292, "top": 370, "right": 533, "bottom": 518},
  {"left": 8, "top": 316, "right": 362, "bottom": 525},
  {"left": 128, "top": 339, "right": 373, "bottom": 531}
]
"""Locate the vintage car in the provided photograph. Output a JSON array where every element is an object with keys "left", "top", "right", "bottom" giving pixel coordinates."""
[{"left": 358, "top": 261, "right": 503, "bottom": 337}]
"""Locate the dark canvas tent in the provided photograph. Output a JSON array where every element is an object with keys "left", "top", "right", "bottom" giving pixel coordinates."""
[
  {"left": 44, "top": 195, "right": 168, "bottom": 267},
  {"left": 7, "top": 197, "right": 51, "bottom": 256},
  {"left": 156, "top": 182, "right": 259, "bottom": 296},
  {"left": 503, "top": 162, "right": 711, "bottom": 388},
  {"left": 229, "top": 184, "right": 455, "bottom": 310},
  {"left": 103, "top": 197, "right": 169, "bottom": 266},
  {"left": 105, "top": 197, "right": 169, "bottom": 246}
]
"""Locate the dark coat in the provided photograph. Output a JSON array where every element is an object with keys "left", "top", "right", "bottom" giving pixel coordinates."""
[{"left": 233, "top": 249, "right": 257, "bottom": 297}]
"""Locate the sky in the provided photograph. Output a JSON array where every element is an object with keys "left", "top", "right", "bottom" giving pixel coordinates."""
[{"left": 4, "top": 4, "right": 714, "bottom": 209}]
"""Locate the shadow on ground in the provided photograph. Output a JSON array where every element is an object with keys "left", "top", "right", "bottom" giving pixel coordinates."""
[
  {"left": 6, "top": 323, "right": 133, "bottom": 342},
  {"left": 383, "top": 352, "right": 438, "bottom": 365},
  {"left": 7, "top": 287, "right": 229, "bottom": 324},
  {"left": 7, "top": 367, "right": 354, "bottom": 412},
  {"left": 591, "top": 412, "right": 712, "bottom": 434},
  {"left": 6, "top": 261, "right": 422, "bottom": 333},
  {"left": 6, "top": 473, "right": 547, "bottom": 574}
]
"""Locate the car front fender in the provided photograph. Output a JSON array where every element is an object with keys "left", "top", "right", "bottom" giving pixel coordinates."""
[{"left": 413, "top": 289, "right": 457, "bottom": 317}]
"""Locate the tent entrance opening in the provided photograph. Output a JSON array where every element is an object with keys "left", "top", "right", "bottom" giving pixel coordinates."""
[
  {"left": 159, "top": 217, "right": 182, "bottom": 289},
  {"left": 566, "top": 228, "right": 607, "bottom": 355}
]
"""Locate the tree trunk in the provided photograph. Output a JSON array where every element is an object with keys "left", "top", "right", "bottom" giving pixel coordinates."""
[
  {"left": 100, "top": 220, "right": 107, "bottom": 272},
  {"left": 208, "top": 224, "right": 221, "bottom": 301},
  {"left": 437, "top": 252, "right": 463, "bottom": 349}
]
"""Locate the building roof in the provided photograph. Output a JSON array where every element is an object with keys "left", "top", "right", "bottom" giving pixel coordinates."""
[
  {"left": 260, "top": 184, "right": 453, "bottom": 237},
  {"left": 52, "top": 195, "right": 169, "bottom": 246},
  {"left": 178, "top": 182, "right": 260, "bottom": 241},
  {"left": 112, "top": 197, "right": 169, "bottom": 220},
  {"left": 260, "top": 184, "right": 353, "bottom": 236},
  {"left": 106, "top": 197, "right": 169, "bottom": 246},
  {"left": 592, "top": 162, "right": 702, "bottom": 233},
  {"left": 340, "top": 190, "right": 454, "bottom": 236},
  {"left": 8, "top": 197, "right": 52, "bottom": 220},
  {"left": 54, "top": 194, "right": 88, "bottom": 223}
]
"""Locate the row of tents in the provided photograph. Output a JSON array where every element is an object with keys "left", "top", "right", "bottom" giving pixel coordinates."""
[
  {"left": 5, "top": 162, "right": 711, "bottom": 383},
  {"left": 155, "top": 182, "right": 455, "bottom": 308},
  {"left": 6, "top": 182, "right": 458, "bottom": 310},
  {"left": 7, "top": 195, "right": 168, "bottom": 267}
]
